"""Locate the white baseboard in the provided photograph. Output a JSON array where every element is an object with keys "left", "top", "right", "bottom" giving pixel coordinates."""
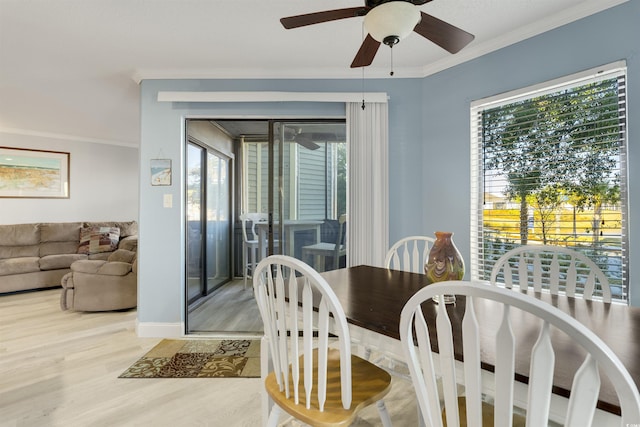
[{"left": 136, "top": 321, "right": 184, "bottom": 338}]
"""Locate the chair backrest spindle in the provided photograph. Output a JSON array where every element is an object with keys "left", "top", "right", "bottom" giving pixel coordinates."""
[
  {"left": 385, "top": 236, "right": 436, "bottom": 274},
  {"left": 490, "top": 245, "right": 612, "bottom": 302},
  {"left": 253, "top": 255, "right": 353, "bottom": 412},
  {"left": 400, "top": 281, "right": 640, "bottom": 426}
]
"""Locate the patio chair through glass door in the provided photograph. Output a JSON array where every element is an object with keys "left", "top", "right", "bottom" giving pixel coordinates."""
[{"left": 241, "top": 120, "right": 347, "bottom": 270}]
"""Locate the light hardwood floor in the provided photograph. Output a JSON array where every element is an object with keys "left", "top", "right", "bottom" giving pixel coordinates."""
[
  {"left": 188, "top": 280, "right": 263, "bottom": 334},
  {"left": 0, "top": 289, "right": 263, "bottom": 427},
  {"left": 0, "top": 289, "right": 418, "bottom": 427}
]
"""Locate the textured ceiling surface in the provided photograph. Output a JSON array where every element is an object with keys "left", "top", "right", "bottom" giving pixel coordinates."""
[{"left": 0, "top": 0, "right": 626, "bottom": 146}]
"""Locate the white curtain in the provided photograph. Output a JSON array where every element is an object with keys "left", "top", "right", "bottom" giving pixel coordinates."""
[{"left": 346, "top": 102, "right": 389, "bottom": 268}]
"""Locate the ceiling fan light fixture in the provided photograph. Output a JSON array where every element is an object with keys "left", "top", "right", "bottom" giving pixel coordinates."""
[{"left": 364, "top": 2, "right": 421, "bottom": 44}]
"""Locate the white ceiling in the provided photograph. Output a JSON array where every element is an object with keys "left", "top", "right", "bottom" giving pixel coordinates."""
[{"left": 0, "top": 0, "right": 626, "bottom": 147}]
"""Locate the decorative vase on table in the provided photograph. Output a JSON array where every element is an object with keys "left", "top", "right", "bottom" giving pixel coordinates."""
[{"left": 424, "top": 231, "right": 465, "bottom": 304}]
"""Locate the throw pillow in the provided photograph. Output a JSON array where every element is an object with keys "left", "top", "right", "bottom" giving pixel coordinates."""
[{"left": 77, "top": 226, "right": 120, "bottom": 255}]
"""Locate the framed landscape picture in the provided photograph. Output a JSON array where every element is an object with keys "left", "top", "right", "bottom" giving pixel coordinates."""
[{"left": 0, "top": 147, "right": 70, "bottom": 198}]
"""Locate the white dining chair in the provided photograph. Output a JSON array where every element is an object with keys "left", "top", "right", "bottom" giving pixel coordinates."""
[
  {"left": 253, "top": 254, "right": 392, "bottom": 427},
  {"left": 382, "top": 236, "right": 438, "bottom": 427},
  {"left": 384, "top": 235, "right": 436, "bottom": 274},
  {"left": 301, "top": 214, "right": 347, "bottom": 272},
  {"left": 239, "top": 213, "right": 267, "bottom": 289},
  {"left": 400, "top": 281, "right": 640, "bottom": 427},
  {"left": 490, "top": 244, "right": 613, "bottom": 302},
  {"left": 372, "top": 236, "right": 436, "bottom": 376}
]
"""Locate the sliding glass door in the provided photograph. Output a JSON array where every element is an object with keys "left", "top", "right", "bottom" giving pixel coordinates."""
[
  {"left": 184, "top": 119, "right": 346, "bottom": 335},
  {"left": 205, "top": 149, "right": 231, "bottom": 290},
  {"left": 186, "top": 141, "right": 232, "bottom": 310}
]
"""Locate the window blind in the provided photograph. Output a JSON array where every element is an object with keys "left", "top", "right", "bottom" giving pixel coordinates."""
[{"left": 470, "top": 62, "right": 628, "bottom": 302}]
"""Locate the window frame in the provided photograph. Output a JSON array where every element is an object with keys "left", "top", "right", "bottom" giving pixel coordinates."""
[{"left": 470, "top": 61, "right": 629, "bottom": 302}]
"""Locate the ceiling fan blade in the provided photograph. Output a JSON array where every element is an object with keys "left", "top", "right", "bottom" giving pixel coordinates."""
[
  {"left": 281, "top": 7, "right": 365, "bottom": 29},
  {"left": 294, "top": 135, "right": 321, "bottom": 150},
  {"left": 414, "top": 11, "right": 474, "bottom": 54},
  {"left": 350, "top": 34, "right": 381, "bottom": 68}
]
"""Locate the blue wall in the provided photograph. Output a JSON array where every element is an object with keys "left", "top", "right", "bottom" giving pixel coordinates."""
[
  {"left": 139, "top": 1, "right": 639, "bottom": 329},
  {"left": 139, "top": 79, "right": 424, "bottom": 327},
  {"left": 419, "top": 0, "right": 639, "bottom": 305}
]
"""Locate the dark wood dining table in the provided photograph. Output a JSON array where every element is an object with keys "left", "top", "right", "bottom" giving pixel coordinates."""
[{"left": 319, "top": 265, "right": 640, "bottom": 421}]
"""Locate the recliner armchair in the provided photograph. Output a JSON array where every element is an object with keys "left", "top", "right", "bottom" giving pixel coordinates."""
[{"left": 60, "top": 247, "right": 137, "bottom": 311}]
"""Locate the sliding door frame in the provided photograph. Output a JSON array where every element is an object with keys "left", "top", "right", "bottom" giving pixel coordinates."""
[{"left": 184, "top": 137, "right": 234, "bottom": 332}]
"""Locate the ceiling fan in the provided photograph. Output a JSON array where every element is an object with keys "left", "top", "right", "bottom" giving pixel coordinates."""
[
  {"left": 282, "top": 128, "right": 320, "bottom": 150},
  {"left": 283, "top": 129, "right": 339, "bottom": 150},
  {"left": 291, "top": 134, "right": 320, "bottom": 150},
  {"left": 280, "top": 0, "right": 474, "bottom": 68}
]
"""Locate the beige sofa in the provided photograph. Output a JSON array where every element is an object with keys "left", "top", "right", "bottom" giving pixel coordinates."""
[{"left": 0, "top": 221, "right": 137, "bottom": 296}]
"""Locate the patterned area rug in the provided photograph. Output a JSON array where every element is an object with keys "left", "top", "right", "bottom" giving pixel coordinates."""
[{"left": 119, "top": 339, "right": 261, "bottom": 378}]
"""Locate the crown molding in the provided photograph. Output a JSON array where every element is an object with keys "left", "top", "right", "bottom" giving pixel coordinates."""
[{"left": 0, "top": 128, "right": 139, "bottom": 148}]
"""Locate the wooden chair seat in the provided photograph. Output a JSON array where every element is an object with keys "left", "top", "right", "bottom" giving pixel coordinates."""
[
  {"left": 254, "top": 255, "right": 392, "bottom": 427},
  {"left": 442, "top": 397, "right": 525, "bottom": 427},
  {"left": 265, "top": 348, "right": 391, "bottom": 427}
]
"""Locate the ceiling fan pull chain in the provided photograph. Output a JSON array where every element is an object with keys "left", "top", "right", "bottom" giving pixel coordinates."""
[
  {"left": 390, "top": 46, "right": 394, "bottom": 76},
  {"left": 361, "top": 21, "right": 366, "bottom": 110},
  {"left": 362, "top": 62, "right": 366, "bottom": 110}
]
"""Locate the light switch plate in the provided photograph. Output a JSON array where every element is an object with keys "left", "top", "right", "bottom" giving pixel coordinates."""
[{"left": 163, "top": 194, "right": 173, "bottom": 208}]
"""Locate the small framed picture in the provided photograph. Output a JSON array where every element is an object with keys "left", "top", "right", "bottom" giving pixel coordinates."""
[{"left": 150, "top": 159, "right": 171, "bottom": 186}]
